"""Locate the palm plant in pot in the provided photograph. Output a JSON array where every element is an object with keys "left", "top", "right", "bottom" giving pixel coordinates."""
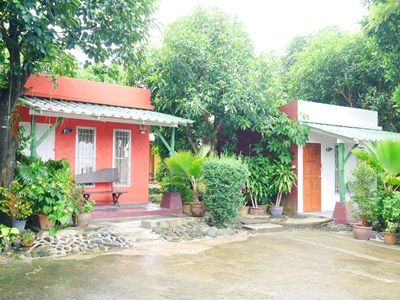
[
  {"left": 352, "top": 140, "right": 400, "bottom": 240},
  {"left": 349, "top": 162, "right": 379, "bottom": 240},
  {"left": 0, "top": 181, "right": 33, "bottom": 231},
  {"left": 163, "top": 146, "right": 210, "bottom": 217},
  {"left": 269, "top": 164, "right": 296, "bottom": 217}
]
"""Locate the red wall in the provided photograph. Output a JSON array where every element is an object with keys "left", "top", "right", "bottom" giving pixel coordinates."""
[
  {"left": 25, "top": 74, "right": 154, "bottom": 110},
  {"left": 18, "top": 107, "right": 149, "bottom": 205},
  {"left": 280, "top": 101, "right": 299, "bottom": 213}
]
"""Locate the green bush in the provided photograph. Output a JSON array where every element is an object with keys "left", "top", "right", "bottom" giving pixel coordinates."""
[
  {"left": 349, "top": 162, "right": 380, "bottom": 225},
  {"left": 203, "top": 156, "right": 249, "bottom": 227}
]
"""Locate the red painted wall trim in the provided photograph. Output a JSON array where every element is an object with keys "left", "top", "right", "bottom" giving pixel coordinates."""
[{"left": 24, "top": 74, "right": 154, "bottom": 110}]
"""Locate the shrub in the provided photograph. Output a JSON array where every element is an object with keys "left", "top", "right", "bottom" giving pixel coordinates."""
[
  {"left": 349, "top": 162, "right": 380, "bottom": 225},
  {"left": 203, "top": 156, "right": 249, "bottom": 227}
]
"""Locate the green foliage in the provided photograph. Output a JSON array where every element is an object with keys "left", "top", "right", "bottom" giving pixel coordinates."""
[
  {"left": 349, "top": 162, "right": 380, "bottom": 225},
  {"left": 352, "top": 140, "right": 400, "bottom": 190},
  {"left": 203, "top": 156, "right": 249, "bottom": 227},
  {"left": 382, "top": 191, "right": 400, "bottom": 233},
  {"left": 0, "top": 225, "right": 19, "bottom": 251},
  {"left": 163, "top": 146, "right": 210, "bottom": 203},
  {"left": 243, "top": 156, "right": 274, "bottom": 207},
  {"left": 271, "top": 164, "right": 297, "bottom": 207},
  {"left": 0, "top": 181, "right": 33, "bottom": 220},
  {"left": 21, "top": 229, "right": 36, "bottom": 246},
  {"left": 146, "top": 8, "right": 288, "bottom": 153},
  {"left": 79, "top": 63, "right": 128, "bottom": 85},
  {"left": 15, "top": 157, "right": 75, "bottom": 229}
]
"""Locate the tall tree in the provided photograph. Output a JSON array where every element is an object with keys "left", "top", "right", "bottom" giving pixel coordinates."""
[
  {"left": 0, "top": 0, "right": 156, "bottom": 186},
  {"left": 287, "top": 28, "right": 400, "bottom": 130},
  {"left": 146, "top": 8, "right": 282, "bottom": 154}
]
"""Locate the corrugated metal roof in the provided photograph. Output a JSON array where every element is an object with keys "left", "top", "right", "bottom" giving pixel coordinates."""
[
  {"left": 303, "top": 122, "right": 400, "bottom": 142},
  {"left": 20, "top": 97, "right": 193, "bottom": 128}
]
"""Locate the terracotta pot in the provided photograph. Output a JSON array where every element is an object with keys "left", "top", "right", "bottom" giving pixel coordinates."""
[
  {"left": 240, "top": 206, "right": 249, "bottom": 216},
  {"left": 384, "top": 233, "right": 397, "bottom": 245},
  {"left": 269, "top": 206, "right": 284, "bottom": 217},
  {"left": 190, "top": 202, "right": 205, "bottom": 217},
  {"left": 183, "top": 203, "right": 191, "bottom": 215},
  {"left": 352, "top": 224, "right": 372, "bottom": 240},
  {"left": 78, "top": 213, "right": 92, "bottom": 227},
  {"left": 248, "top": 206, "right": 266, "bottom": 215},
  {"left": 38, "top": 214, "right": 54, "bottom": 230}
]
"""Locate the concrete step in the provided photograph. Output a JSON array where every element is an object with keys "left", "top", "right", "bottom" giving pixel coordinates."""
[
  {"left": 141, "top": 216, "right": 200, "bottom": 229},
  {"left": 242, "top": 223, "right": 284, "bottom": 233}
]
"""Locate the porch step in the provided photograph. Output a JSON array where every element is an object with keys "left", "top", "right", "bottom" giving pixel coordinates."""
[
  {"left": 91, "top": 203, "right": 183, "bottom": 220},
  {"left": 242, "top": 223, "right": 284, "bottom": 233}
]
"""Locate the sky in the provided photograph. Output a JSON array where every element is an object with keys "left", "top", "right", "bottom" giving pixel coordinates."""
[{"left": 150, "top": 0, "right": 368, "bottom": 53}]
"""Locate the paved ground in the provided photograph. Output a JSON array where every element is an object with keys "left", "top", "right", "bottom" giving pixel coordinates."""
[{"left": 0, "top": 229, "right": 399, "bottom": 300}]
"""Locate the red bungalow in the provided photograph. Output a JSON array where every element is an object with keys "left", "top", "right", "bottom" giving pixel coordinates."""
[{"left": 17, "top": 74, "right": 191, "bottom": 219}]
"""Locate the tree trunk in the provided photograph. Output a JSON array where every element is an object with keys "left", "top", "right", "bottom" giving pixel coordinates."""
[{"left": 0, "top": 95, "right": 18, "bottom": 187}]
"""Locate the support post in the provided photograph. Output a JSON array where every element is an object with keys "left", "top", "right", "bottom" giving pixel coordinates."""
[
  {"left": 337, "top": 143, "right": 346, "bottom": 202},
  {"left": 153, "top": 127, "right": 176, "bottom": 156},
  {"left": 30, "top": 115, "right": 37, "bottom": 157},
  {"left": 170, "top": 127, "right": 175, "bottom": 155}
]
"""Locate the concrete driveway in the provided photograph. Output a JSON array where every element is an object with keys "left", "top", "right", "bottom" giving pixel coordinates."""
[{"left": 0, "top": 230, "right": 399, "bottom": 300}]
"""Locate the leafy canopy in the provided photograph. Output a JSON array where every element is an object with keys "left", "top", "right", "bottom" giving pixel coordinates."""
[{"left": 146, "top": 8, "right": 286, "bottom": 153}]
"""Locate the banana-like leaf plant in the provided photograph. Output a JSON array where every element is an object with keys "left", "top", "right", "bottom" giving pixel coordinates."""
[
  {"left": 271, "top": 164, "right": 297, "bottom": 207},
  {"left": 163, "top": 145, "right": 211, "bottom": 203},
  {"left": 352, "top": 140, "right": 400, "bottom": 190}
]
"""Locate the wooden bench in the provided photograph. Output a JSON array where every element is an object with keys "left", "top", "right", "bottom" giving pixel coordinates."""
[{"left": 75, "top": 168, "right": 127, "bottom": 206}]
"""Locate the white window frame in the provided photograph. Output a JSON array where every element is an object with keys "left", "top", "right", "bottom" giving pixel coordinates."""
[
  {"left": 112, "top": 129, "right": 132, "bottom": 187},
  {"left": 75, "top": 126, "right": 97, "bottom": 187}
]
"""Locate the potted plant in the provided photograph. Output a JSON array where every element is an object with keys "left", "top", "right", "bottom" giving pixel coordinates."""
[
  {"left": 349, "top": 162, "right": 379, "bottom": 240},
  {"left": 163, "top": 146, "right": 210, "bottom": 217},
  {"left": 21, "top": 229, "right": 36, "bottom": 248},
  {"left": 16, "top": 158, "right": 75, "bottom": 232},
  {"left": 0, "top": 181, "right": 33, "bottom": 231},
  {"left": 269, "top": 164, "right": 296, "bottom": 217},
  {"left": 71, "top": 185, "right": 94, "bottom": 227},
  {"left": 383, "top": 221, "right": 398, "bottom": 245},
  {"left": 0, "top": 225, "right": 20, "bottom": 252},
  {"left": 382, "top": 192, "right": 400, "bottom": 245},
  {"left": 243, "top": 156, "right": 273, "bottom": 215}
]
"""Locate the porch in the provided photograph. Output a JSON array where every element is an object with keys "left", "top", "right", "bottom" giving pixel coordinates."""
[{"left": 91, "top": 203, "right": 183, "bottom": 220}]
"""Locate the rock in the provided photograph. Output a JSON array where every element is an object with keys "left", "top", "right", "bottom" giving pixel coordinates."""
[
  {"left": 217, "top": 228, "right": 235, "bottom": 236},
  {"left": 207, "top": 226, "right": 218, "bottom": 237}
]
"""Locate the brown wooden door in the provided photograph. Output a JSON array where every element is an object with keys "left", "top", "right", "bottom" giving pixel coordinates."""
[{"left": 303, "top": 143, "right": 321, "bottom": 212}]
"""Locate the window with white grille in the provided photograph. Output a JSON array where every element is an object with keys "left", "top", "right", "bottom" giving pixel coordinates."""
[
  {"left": 76, "top": 127, "right": 96, "bottom": 180},
  {"left": 113, "top": 130, "right": 131, "bottom": 187}
]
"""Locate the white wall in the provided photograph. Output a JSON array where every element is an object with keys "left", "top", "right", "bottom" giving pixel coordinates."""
[
  {"left": 297, "top": 131, "right": 357, "bottom": 213},
  {"left": 297, "top": 100, "right": 380, "bottom": 129},
  {"left": 20, "top": 122, "right": 55, "bottom": 161}
]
